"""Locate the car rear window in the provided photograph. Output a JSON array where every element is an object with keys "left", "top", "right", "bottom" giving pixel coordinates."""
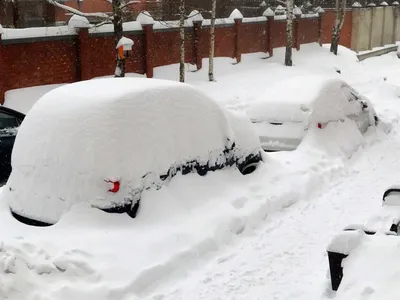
[{"left": 0, "top": 112, "right": 19, "bottom": 130}]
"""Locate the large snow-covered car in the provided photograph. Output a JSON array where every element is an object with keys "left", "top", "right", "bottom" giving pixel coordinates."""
[
  {"left": 246, "top": 76, "right": 378, "bottom": 152},
  {"left": 3, "top": 78, "right": 263, "bottom": 226},
  {"left": 0, "top": 106, "right": 25, "bottom": 184}
]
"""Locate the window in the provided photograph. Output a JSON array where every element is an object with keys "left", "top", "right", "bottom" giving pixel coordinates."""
[{"left": 0, "top": 112, "right": 19, "bottom": 130}]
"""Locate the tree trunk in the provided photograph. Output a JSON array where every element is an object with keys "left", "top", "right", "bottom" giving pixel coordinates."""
[
  {"left": 330, "top": 0, "right": 345, "bottom": 55},
  {"left": 285, "top": 0, "right": 294, "bottom": 66},
  {"left": 209, "top": 0, "right": 217, "bottom": 82},
  {"left": 179, "top": 0, "right": 185, "bottom": 82},
  {"left": 113, "top": 0, "right": 125, "bottom": 77},
  {"left": 12, "top": 0, "right": 20, "bottom": 28}
]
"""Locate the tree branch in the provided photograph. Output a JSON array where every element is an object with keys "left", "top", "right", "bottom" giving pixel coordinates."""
[
  {"left": 120, "top": 0, "right": 140, "bottom": 10},
  {"left": 275, "top": 0, "right": 288, "bottom": 5},
  {"left": 47, "top": 0, "right": 112, "bottom": 20}
]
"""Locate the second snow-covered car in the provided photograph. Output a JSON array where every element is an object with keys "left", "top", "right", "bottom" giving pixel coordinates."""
[
  {"left": 246, "top": 76, "right": 378, "bottom": 152},
  {"left": 3, "top": 78, "right": 263, "bottom": 226}
]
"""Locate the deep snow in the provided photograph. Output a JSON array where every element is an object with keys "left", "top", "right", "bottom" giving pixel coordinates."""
[{"left": 2, "top": 43, "right": 400, "bottom": 300}]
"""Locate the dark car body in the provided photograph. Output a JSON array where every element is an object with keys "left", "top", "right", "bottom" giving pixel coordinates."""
[{"left": 0, "top": 106, "right": 25, "bottom": 184}]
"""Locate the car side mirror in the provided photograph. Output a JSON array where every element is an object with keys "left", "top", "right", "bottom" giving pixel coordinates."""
[{"left": 383, "top": 186, "right": 400, "bottom": 206}]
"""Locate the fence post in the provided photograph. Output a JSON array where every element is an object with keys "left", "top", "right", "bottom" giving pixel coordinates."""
[
  {"left": 294, "top": 10, "right": 302, "bottom": 50},
  {"left": 234, "top": 18, "right": 243, "bottom": 63},
  {"left": 77, "top": 28, "right": 89, "bottom": 81},
  {"left": 317, "top": 7, "right": 325, "bottom": 46},
  {"left": 193, "top": 20, "right": 203, "bottom": 70},
  {"left": 0, "top": 26, "right": 5, "bottom": 104},
  {"left": 263, "top": 8, "right": 275, "bottom": 56},
  {"left": 143, "top": 24, "right": 154, "bottom": 78}
]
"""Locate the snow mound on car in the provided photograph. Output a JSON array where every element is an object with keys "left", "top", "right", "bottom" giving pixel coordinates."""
[
  {"left": 3, "top": 78, "right": 237, "bottom": 224},
  {"left": 246, "top": 76, "right": 356, "bottom": 123}
]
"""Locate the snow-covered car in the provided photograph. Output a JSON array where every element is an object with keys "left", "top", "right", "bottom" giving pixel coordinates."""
[
  {"left": 3, "top": 78, "right": 263, "bottom": 227},
  {"left": 0, "top": 106, "right": 25, "bottom": 184},
  {"left": 246, "top": 76, "right": 378, "bottom": 152},
  {"left": 326, "top": 186, "right": 400, "bottom": 293}
]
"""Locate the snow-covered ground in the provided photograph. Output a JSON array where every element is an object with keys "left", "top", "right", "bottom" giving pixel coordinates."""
[{"left": 2, "top": 43, "right": 400, "bottom": 300}]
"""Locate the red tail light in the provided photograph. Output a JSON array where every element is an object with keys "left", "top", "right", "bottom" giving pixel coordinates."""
[{"left": 317, "top": 123, "right": 322, "bottom": 129}]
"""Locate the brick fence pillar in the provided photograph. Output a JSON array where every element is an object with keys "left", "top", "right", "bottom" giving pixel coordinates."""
[
  {"left": 234, "top": 18, "right": 242, "bottom": 63},
  {"left": 318, "top": 10, "right": 325, "bottom": 46},
  {"left": 77, "top": 28, "right": 90, "bottom": 81},
  {"left": 143, "top": 24, "right": 154, "bottom": 78},
  {"left": 294, "top": 13, "right": 301, "bottom": 51},
  {"left": 267, "top": 15, "right": 274, "bottom": 56},
  {"left": 193, "top": 20, "right": 203, "bottom": 70},
  {"left": 0, "top": 30, "right": 5, "bottom": 104}
]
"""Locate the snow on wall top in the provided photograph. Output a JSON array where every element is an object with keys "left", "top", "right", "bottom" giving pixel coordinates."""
[
  {"left": 5, "top": 78, "right": 235, "bottom": 224},
  {"left": 188, "top": 10, "right": 204, "bottom": 22},
  {"left": 0, "top": 25, "right": 4, "bottom": 35},
  {"left": 1, "top": 26, "right": 77, "bottom": 40},
  {"left": 89, "top": 21, "right": 142, "bottom": 34},
  {"left": 246, "top": 75, "right": 356, "bottom": 123}
]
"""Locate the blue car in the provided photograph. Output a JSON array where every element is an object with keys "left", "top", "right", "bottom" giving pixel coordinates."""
[{"left": 0, "top": 106, "right": 25, "bottom": 184}]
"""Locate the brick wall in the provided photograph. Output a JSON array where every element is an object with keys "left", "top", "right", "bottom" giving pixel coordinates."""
[
  {"left": 0, "top": 13, "right": 329, "bottom": 103},
  {"left": 320, "top": 9, "right": 353, "bottom": 48}
]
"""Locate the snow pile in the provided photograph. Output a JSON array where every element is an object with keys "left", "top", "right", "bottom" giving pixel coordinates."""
[
  {"left": 336, "top": 235, "right": 400, "bottom": 300},
  {"left": 3, "top": 84, "right": 66, "bottom": 114},
  {"left": 68, "top": 15, "right": 91, "bottom": 29},
  {"left": 298, "top": 117, "right": 364, "bottom": 159},
  {"left": 326, "top": 229, "right": 365, "bottom": 254},
  {"left": 3, "top": 78, "right": 237, "bottom": 224},
  {"left": 263, "top": 8, "right": 275, "bottom": 17}
]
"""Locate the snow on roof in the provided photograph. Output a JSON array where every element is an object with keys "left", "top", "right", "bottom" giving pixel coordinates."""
[
  {"left": 116, "top": 36, "right": 134, "bottom": 50},
  {"left": 263, "top": 8, "right": 275, "bottom": 17},
  {"left": 229, "top": 9, "right": 243, "bottom": 20},
  {"left": 68, "top": 15, "right": 91, "bottom": 29},
  {"left": 2, "top": 26, "right": 77, "bottom": 40},
  {"left": 136, "top": 11, "right": 155, "bottom": 25},
  {"left": 5, "top": 78, "right": 237, "bottom": 224},
  {"left": 246, "top": 76, "right": 353, "bottom": 123}
]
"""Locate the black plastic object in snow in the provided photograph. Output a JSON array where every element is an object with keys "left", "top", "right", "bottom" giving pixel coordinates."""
[
  {"left": 327, "top": 250, "right": 348, "bottom": 291},
  {"left": 383, "top": 187, "right": 400, "bottom": 202}
]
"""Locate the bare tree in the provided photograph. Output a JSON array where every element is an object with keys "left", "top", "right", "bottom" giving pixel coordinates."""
[
  {"left": 276, "top": 0, "right": 294, "bottom": 66},
  {"left": 209, "top": 0, "right": 217, "bottom": 81},
  {"left": 179, "top": 0, "right": 185, "bottom": 82},
  {"left": 47, "top": 0, "right": 138, "bottom": 77},
  {"left": 285, "top": 0, "right": 294, "bottom": 66},
  {"left": 330, "top": 0, "right": 346, "bottom": 55}
]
